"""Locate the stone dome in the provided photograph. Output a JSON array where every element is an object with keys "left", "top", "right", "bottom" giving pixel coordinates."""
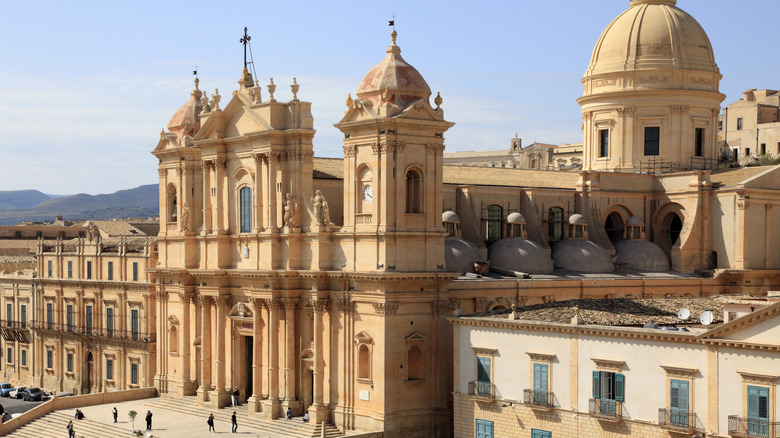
[
  {"left": 168, "top": 78, "right": 204, "bottom": 139},
  {"left": 586, "top": 0, "right": 719, "bottom": 78},
  {"left": 626, "top": 215, "right": 644, "bottom": 226},
  {"left": 615, "top": 239, "right": 670, "bottom": 272},
  {"left": 488, "top": 238, "right": 553, "bottom": 274},
  {"left": 569, "top": 214, "right": 587, "bottom": 225},
  {"left": 356, "top": 31, "right": 431, "bottom": 108},
  {"left": 552, "top": 240, "right": 615, "bottom": 273},
  {"left": 442, "top": 211, "right": 460, "bottom": 223},
  {"left": 507, "top": 212, "right": 526, "bottom": 224},
  {"left": 444, "top": 238, "right": 486, "bottom": 274}
]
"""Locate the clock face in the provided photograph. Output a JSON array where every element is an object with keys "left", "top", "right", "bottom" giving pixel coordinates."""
[{"left": 363, "top": 185, "right": 373, "bottom": 203}]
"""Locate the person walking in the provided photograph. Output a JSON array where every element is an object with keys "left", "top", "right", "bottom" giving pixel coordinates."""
[
  {"left": 112, "top": 407, "right": 118, "bottom": 423},
  {"left": 207, "top": 413, "right": 215, "bottom": 432},
  {"left": 145, "top": 410, "right": 153, "bottom": 430},
  {"left": 231, "top": 411, "right": 238, "bottom": 433},
  {"left": 67, "top": 420, "right": 75, "bottom": 438}
]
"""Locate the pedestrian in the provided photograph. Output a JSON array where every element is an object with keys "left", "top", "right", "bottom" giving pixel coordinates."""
[
  {"left": 145, "top": 410, "right": 153, "bottom": 430},
  {"left": 286, "top": 408, "right": 292, "bottom": 420},
  {"left": 67, "top": 420, "right": 75, "bottom": 438},
  {"left": 112, "top": 407, "right": 118, "bottom": 423},
  {"left": 207, "top": 413, "right": 215, "bottom": 432},
  {"left": 232, "top": 386, "right": 240, "bottom": 406},
  {"left": 302, "top": 412, "right": 309, "bottom": 423},
  {"left": 231, "top": 411, "right": 238, "bottom": 433}
]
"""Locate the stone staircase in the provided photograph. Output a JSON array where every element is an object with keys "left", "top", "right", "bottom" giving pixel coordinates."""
[
  {"left": 148, "top": 396, "right": 344, "bottom": 437},
  {"left": 4, "top": 410, "right": 130, "bottom": 438}
]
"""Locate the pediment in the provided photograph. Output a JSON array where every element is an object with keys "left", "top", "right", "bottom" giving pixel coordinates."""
[
  {"left": 167, "top": 314, "right": 179, "bottom": 325},
  {"left": 355, "top": 331, "right": 373, "bottom": 344},
  {"left": 337, "top": 99, "right": 381, "bottom": 124},
  {"left": 405, "top": 331, "right": 426, "bottom": 342},
  {"left": 194, "top": 91, "right": 273, "bottom": 141},
  {"left": 395, "top": 99, "right": 443, "bottom": 121},
  {"left": 152, "top": 131, "right": 183, "bottom": 154}
]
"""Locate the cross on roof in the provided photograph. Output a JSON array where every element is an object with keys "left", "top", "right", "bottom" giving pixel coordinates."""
[{"left": 240, "top": 27, "right": 251, "bottom": 69}]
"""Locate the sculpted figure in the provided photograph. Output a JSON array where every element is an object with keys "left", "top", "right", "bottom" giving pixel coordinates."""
[
  {"left": 179, "top": 202, "right": 191, "bottom": 231},
  {"left": 311, "top": 190, "right": 331, "bottom": 226},
  {"left": 283, "top": 193, "right": 298, "bottom": 228}
]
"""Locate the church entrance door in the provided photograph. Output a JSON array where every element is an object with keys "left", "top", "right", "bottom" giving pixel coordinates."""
[{"left": 244, "top": 336, "right": 253, "bottom": 400}]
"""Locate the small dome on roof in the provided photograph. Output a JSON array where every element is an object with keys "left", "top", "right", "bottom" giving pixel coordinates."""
[
  {"left": 507, "top": 212, "right": 526, "bottom": 224},
  {"left": 488, "top": 238, "right": 553, "bottom": 274},
  {"left": 552, "top": 240, "right": 614, "bottom": 273},
  {"left": 168, "top": 78, "right": 204, "bottom": 139},
  {"left": 445, "top": 238, "right": 486, "bottom": 274},
  {"left": 626, "top": 216, "right": 644, "bottom": 226},
  {"left": 615, "top": 240, "right": 670, "bottom": 271},
  {"left": 442, "top": 211, "right": 460, "bottom": 223},
  {"left": 569, "top": 214, "right": 587, "bottom": 225}
]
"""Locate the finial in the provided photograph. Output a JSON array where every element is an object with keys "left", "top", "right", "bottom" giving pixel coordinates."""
[
  {"left": 211, "top": 89, "right": 221, "bottom": 111},
  {"left": 391, "top": 30, "right": 397, "bottom": 45},
  {"left": 346, "top": 93, "right": 353, "bottom": 107},
  {"left": 194, "top": 77, "right": 200, "bottom": 90},
  {"left": 382, "top": 89, "right": 392, "bottom": 102},
  {"left": 290, "top": 77, "right": 299, "bottom": 102},
  {"left": 267, "top": 78, "right": 277, "bottom": 102},
  {"left": 434, "top": 92, "right": 443, "bottom": 109},
  {"left": 240, "top": 27, "right": 251, "bottom": 69}
]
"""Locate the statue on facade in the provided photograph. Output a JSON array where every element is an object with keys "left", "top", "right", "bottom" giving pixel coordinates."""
[
  {"left": 311, "top": 190, "right": 331, "bottom": 226},
  {"left": 283, "top": 193, "right": 298, "bottom": 228},
  {"left": 179, "top": 202, "right": 191, "bottom": 232}
]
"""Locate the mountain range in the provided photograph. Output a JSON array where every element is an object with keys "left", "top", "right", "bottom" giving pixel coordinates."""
[{"left": 0, "top": 185, "right": 159, "bottom": 225}]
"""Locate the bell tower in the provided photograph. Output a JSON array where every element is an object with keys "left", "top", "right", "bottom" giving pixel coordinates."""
[{"left": 335, "top": 30, "right": 454, "bottom": 272}]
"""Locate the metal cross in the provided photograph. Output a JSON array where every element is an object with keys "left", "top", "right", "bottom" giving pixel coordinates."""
[{"left": 240, "top": 27, "right": 251, "bottom": 69}]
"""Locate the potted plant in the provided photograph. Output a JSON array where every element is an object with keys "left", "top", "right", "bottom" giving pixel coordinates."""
[{"left": 128, "top": 410, "right": 137, "bottom": 431}]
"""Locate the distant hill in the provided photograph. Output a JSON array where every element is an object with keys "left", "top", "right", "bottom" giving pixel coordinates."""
[
  {"left": 0, "top": 190, "right": 51, "bottom": 211},
  {"left": 0, "top": 185, "right": 159, "bottom": 225}
]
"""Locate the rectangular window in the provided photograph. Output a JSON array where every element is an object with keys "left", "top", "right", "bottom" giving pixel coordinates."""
[
  {"left": 240, "top": 187, "right": 252, "bottom": 233},
  {"left": 131, "top": 363, "right": 138, "bottom": 385},
  {"left": 67, "top": 261, "right": 72, "bottom": 279},
  {"left": 107, "top": 261, "right": 113, "bottom": 280},
  {"left": 132, "top": 262, "right": 138, "bottom": 282},
  {"left": 746, "top": 148, "right": 751, "bottom": 157},
  {"left": 670, "top": 379, "right": 690, "bottom": 427},
  {"left": 644, "top": 127, "right": 660, "bottom": 156},
  {"left": 747, "top": 385, "right": 770, "bottom": 437},
  {"left": 66, "top": 304, "right": 74, "bottom": 330},
  {"left": 46, "top": 303, "right": 53, "bottom": 329},
  {"left": 106, "top": 359, "right": 113, "bottom": 380},
  {"left": 21, "top": 349, "right": 26, "bottom": 366},
  {"left": 533, "top": 363, "right": 549, "bottom": 405},
  {"left": 592, "top": 371, "right": 625, "bottom": 416},
  {"left": 531, "top": 430, "right": 551, "bottom": 438},
  {"left": 67, "top": 353, "right": 73, "bottom": 372},
  {"left": 85, "top": 305, "right": 92, "bottom": 334},
  {"left": 475, "top": 419, "right": 494, "bottom": 438},
  {"left": 47, "top": 350, "right": 53, "bottom": 369},
  {"left": 761, "top": 143, "right": 766, "bottom": 155},
  {"left": 599, "top": 129, "right": 609, "bottom": 158},
  {"left": 5, "top": 303, "right": 11, "bottom": 323},
  {"left": 47, "top": 260, "right": 52, "bottom": 278},
  {"left": 694, "top": 128, "right": 704, "bottom": 157},
  {"left": 86, "top": 261, "right": 92, "bottom": 279},
  {"left": 131, "top": 309, "right": 139, "bottom": 340},
  {"left": 737, "top": 117, "right": 743, "bottom": 130},
  {"left": 476, "top": 356, "right": 491, "bottom": 397},
  {"left": 485, "top": 205, "right": 503, "bottom": 243},
  {"left": 6, "top": 348, "right": 11, "bottom": 364},
  {"left": 106, "top": 308, "right": 114, "bottom": 337},
  {"left": 20, "top": 304, "right": 26, "bottom": 329}
]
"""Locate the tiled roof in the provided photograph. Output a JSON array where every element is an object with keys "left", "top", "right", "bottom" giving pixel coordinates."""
[
  {"left": 85, "top": 220, "right": 148, "bottom": 237},
  {"left": 710, "top": 166, "right": 774, "bottom": 188},
  {"left": 313, "top": 158, "right": 343, "bottom": 179}
]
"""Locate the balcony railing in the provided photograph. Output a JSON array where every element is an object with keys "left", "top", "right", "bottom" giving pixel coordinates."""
[
  {"left": 30, "top": 321, "right": 155, "bottom": 343},
  {"left": 523, "top": 389, "right": 554, "bottom": 409},
  {"left": 589, "top": 398, "right": 622, "bottom": 421},
  {"left": 0, "top": 319, "right": 30, "bottom": 343},
  {"left": 658, "top": 408, "right": 702, "bottom": 432},
  {"left": 467, "top": 381, "right": 496, "bottom": 401},
  {"left": 729, "top": 415, "right": 780, "bottom": 438},
  {"left": 0, "top": 319, "right": 29, "bottom": 330}
]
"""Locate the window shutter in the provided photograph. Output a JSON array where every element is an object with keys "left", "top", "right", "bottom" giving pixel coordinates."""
[
  {"left": 678, "top": 381, "right": 688, "bottom": 413},
  {"left": 670, "top": 380, "right": 679, "bottom": 409},
  {"left": 614, "top": 373, "right": 625, "bottom": 402},
  {"left": 592, "top": 371, "right": 601, "bottom": 398}
]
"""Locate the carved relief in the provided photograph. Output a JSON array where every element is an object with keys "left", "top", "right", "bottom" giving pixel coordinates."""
[
  {"left": 343, "top": 145, "right": 356, "bottom": 157},
  {"left": 335, "top": 299, "right": 354, "bottom": 312},
  {"left": 311, "top": 299, "right": 331, "bottom": 312},
  {"left": 373, "top": 302, "right": 399, "bottom": 315},
  {"left": 474, "top": 297, "right": 487, "bottom": 312},
  {"left": 158, "top": 168, "right": 168, "bottom": 177},
  {"left": 593, "top": 78, "right": 619, "bottom": 89}
]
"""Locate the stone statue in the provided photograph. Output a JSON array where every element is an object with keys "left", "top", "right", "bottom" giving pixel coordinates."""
[
  {"left": 180, "top": 202, "right": 191, "bottom": 232},
  {"left": 283, "top": 193, "right": 298, "bottom": 228},
  {"left": 311, "top": 190, "right": 331, "bottom": 226}
]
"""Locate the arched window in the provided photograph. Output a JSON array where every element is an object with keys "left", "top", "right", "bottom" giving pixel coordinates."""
[
  {"left": 167, "top": 184, "right": 178, "bottom": 222},
  {"left": 548, "top": 207, "right": 564, "bottom": 244},
  {"left": 239, "top": 186, "right": 252, "bottom": 233},
  {"left": 407, "top": 346, "right": 422, "bottom": 380},
  {"left": 358, "top": 344, "right": 370, "bottom": 380},
  {"left": 358, "top": 167, "right": 373, "bottom": 214},
  {"left": 485, "top": 205, "right": 503, "bottom": 243},
  {"left": 169, "top": 325, "right": 178, "bottom": 354},
  {"left": 405, "top": 169, "right": 422, "bottom": 213},
  {"left": 605, "top": 212, "right": 624, "bottom": 244},
  {"left": 662, "top": 213, "right": 683, "bottom": 247}
]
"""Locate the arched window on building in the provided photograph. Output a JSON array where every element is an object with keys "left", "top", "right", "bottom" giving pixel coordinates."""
[
  {"left": 485, "top": 205, "right": 503, "bottom": 243},
  {"left": 358, "top": 344, "right": 370, "bottom": 380},
  {"left": 605, "top": 212, "right": 625, "bottom": 244},
  {"left": 405, "top": 169, "right": 423, "bottom": 213},
  {"left": 239, "top": 186, "right": 252, "bottom": 233},
  {"left": 167, "top": 184, "right": 178, "bottom": 222},
  {"left": 662, "top": 212, "right": 683, "bottom": 248},
  {"left": 548, "top": 207, "right": 564, "bottom": 244},
  {"left": 407, "top": 346, "right": 422, "bottom": 380},
  {"left": 169, "top": 325, "right": 178, "bottom": 354}
]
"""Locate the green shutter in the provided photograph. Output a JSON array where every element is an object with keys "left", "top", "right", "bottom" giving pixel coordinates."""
[
  {"left": 614, "top": 373, "right": 625, "bottom": 402},
  {"left": 477, "top": 357, "right": 491, "bottom": 383},
  {"left": 592, "top": 371, "right": 601, "bottom": 398},
  {"left": 534, "top": 364, "right": 548, "bottom": 392}
]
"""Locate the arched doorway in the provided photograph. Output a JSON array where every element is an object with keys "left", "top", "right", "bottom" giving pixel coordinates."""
[
  {"left": 84, "top": 351, "right": 94, "bottom": 394},
  {"left": 604, "top": 212, "right": 625, "bottom": 244}
]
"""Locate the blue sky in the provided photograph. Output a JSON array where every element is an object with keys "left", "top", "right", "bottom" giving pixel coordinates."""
[{"left": 1, "top": 0, "right": 778, "bottom": 195}]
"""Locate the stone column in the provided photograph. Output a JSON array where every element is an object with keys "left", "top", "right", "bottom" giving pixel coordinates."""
[
  {"left": 211, "top": 295, "right": 230, "bottom": 408},
  {"left": 214, "top": 159, "right": 225, "bottom": 233},
  {"left": 197, "top": 296, "right": 212, "bottom": 404},
  {"left": 262, "top": 299, "right": 282, "bottom": 418},
  {"left": 179, "top": 293, "right": 195, "bottom": 395},
  {"left": 268, "top": 154, "right": 278, "bottom": 231},
  {"left": 308, "top": 299, "right": 330, "bottom": 422},
  {"left": 202, "top": 161, "right": 213, "bottom": 234},
  {"left": 283, "top": 299, "right": 298, "bottom": 406},
  {"left": 247, "top": 298, "right": 264, "bottom": 413},
  {"left": 253, "top": 154, "right": 265, "bottom": 232}
]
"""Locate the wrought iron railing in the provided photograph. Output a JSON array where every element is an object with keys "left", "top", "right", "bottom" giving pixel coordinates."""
[
  {"left": 0, "top": 319, "right": 29, "bottom": 330},
  {"left": 658, "top": 408, "right": 702, "bottom": 432},
  {"left": 29, "top": 321, "right": 155, "bottom": 343},
  {"left": 523, "top": 389, "right": 554, "bottom": 409},
  {"left": 467, "top": 381, "right": 496, "bottom": 400},
  {"left": 728, "top": 415, "right": 780, "bottom": 438},
  {"left": 589, "top": 398, "right": 622, "bottom": 420}
]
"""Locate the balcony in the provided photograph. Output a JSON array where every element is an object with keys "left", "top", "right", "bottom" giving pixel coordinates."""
[
  {"left": 468, "top": 381, "right": 496, "bottom": 401},
  {"left": 0, "top": 319, "right": 30, "bottom": 343},
  {"left": 523, "top": 389, "right": 554, "bottom": 410},
  {"left": 729, "top": 415, "right": 780, "bottom": 438},
  {"left": 658, "top": 409, "right": 703, "bottom": 433},
  {"left": 30, "top": 321, "right": 156, "bottom": 343},
  {"left": 589, "top": 398, "right": 622, "bottom": 422}
]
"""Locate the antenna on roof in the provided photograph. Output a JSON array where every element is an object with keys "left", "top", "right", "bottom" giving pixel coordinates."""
[
  {"left": 699, "top": 310, "right": 714, "bottom": 326},
  {"left": 677, "top": 308, "right": 690, "bottom": 320}
]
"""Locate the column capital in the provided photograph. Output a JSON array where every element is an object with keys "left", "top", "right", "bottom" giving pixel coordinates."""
[
  {"left": 310, "top": 299, "right": 331, "bottom": 313},
  {"left": 178, "top": 292, "right": 195, "bottom": 304},
  {"left": 198, "top": 295, "right": 214, "bottom": 305},
  {"left": 335, "top": 299, "right": 354, "bottom": 312},
  {"left": 283, "top": 298, "right": 300, "bottom": 310},
  {"left": 215, "top": 295, "right": 232, "bottom": 307}
]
